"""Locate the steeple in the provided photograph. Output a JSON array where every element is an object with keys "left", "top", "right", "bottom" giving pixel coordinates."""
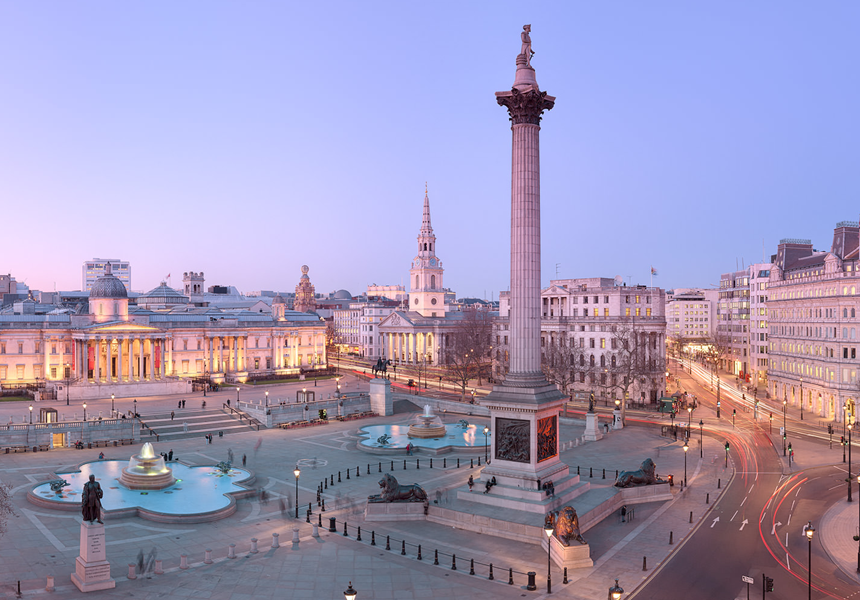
[
  {"left": 409, "top": 185, "right": 445, "bottom": 317},
  {"left": 416, "top": 184, "right": 437, "bottom": 259},
  {"left": 421, "top": 182, "right": 433, "bottom": 236}
]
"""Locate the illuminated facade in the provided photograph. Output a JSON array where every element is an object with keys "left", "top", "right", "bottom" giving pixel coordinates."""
[
  {"left": 293, "top": 265, "right": 317, "bottom": 313},
  {"left": 0, "top": 267, "right": 327, "bottom": 400},
  {"left": 82, "top": 258, "right": 131, "bottom": 293},
  {"left": 666, "top": 288, "right": 718, "bottom": 344},
  {"left": 768, "top": 224, "right": 860, "bottom": 423}
]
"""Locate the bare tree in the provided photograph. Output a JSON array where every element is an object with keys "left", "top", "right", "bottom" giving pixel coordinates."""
[
  {"left": 444, "top": 308, "right": 493, "bottom": 398},
  {"left": 541, "top": 333, "right": 576, "bottom": 395},
  {"left": 609, "top": 321, "right": 665, "bottom": 424}
]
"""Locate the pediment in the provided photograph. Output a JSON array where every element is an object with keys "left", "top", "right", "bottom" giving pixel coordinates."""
[
  {"left": 85, "top": 321, "right": 162, "bottom": 333},
  {"left": 379, "top": 311, "right": 413, "bottom": 328}
]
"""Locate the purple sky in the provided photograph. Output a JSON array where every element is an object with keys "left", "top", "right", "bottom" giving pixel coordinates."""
[{"left": 3, "top": 2, "right": 859, "bottom": 298}]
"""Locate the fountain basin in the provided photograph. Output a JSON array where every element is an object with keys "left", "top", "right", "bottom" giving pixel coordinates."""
[
  {"left": 120, "top": 442, "right": 176, "bottom": 490},
  {"left": 358, "top": 423, "right": 488, "bottom": 455}
]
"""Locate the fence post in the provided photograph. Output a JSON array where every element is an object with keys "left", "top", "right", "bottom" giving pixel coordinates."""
[
  {"left": 451, "top": 554, "right": 457, "bottom": 570},
  {"left": 371, "top": 531, "right": 376, "bottom": 546},
  {"left": 250, "top": 538, "right": 259, "bottom": 554},
  {"left": 343, "top": 522, "right": 348, "bottom": 537},
  {"left": 386, "top": 535, "right": 391, "bottom": 551},
  {"left": 417, "top": 544, "right": 422, "bottom": 560},
  {"left": 563, "top": 567, "right": 568, "bottom": 584},
  {"left": 643, "top": 556, "right": 647, "bottom": 571},
  {"left": 469, "top": 559, "right": 475, "bottom": 575},
  {"left": 128, "top": 564, "right": 137, "bottom": 580},
  {"left": 357, "top": 527, "right": 362, "bottom": 541},
  {"left": 434, "top": 549, "right": 439, "bottom": 565},
  {"left": 489, "top": 564, "right": 494, "bottom": 580},
  {"left": 401, "top": 540, "right": 406, "bottom": 556},
  {"left": 669, "top": 531, "right": 673, "bottom": 545}
]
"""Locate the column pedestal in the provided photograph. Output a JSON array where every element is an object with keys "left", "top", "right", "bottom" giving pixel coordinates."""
[
  {"left": 71, "top": 521, "right": 116, "bottom": 592},
  {"left": 584, "top": 412, "right": 603, "bottom": 442}
]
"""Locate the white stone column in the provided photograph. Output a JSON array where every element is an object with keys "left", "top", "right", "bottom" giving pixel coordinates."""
[
  {"left": 218, "top": 337, "right": 224, "bottom": 373},
  {"left": 129, "top": 338, "right": 135, "bottom": 380},
  {"left": 411, "top": 333, "right": 417, "bottom": 364},
  {"left": 167, "top": 336, "right": 173, "bottom": 376},
  {"left": 233, "top": 336, "right": 239, "bottom": 372},
  {"left": 149, "top": 338, "right": 155, "bottom": 380},
  {"left": 94, "top": 338, "right": 101, "bottom": 382},
  {"left": 117, "top": 337, "right": 123, "bottom": 382}
]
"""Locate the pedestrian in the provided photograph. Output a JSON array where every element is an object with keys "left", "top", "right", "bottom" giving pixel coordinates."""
[
  {"left": 168, "top": 449, "right": 173, "bottom": 461},
  {"left": 171, "top": 411, "right": 175, "bottom": 421},
  {"left": 208, "top": 434, "right": 212, "bottom": 444},
  {"left": 182, "top": 399, "right": 186, "bottom": 408},
  {"left": 254, "top": 437, "right": 262, "bottom": 456},
  {"left": 228, "top": 448, "right": 234, "bottom": 464},
  {"left": 177, "top": 400, "right": 181, "bottom": 409},
  {"left": 227, "top": 398, "right": 231, "bottom": 407},
  {"left": 468, "top": 475, "right": 474, "bottom": 491},
  {"left": 242, "top": 454, "right": 247, "bottom": 467},
  {"left": 202, "top": 400, "right": 206, "bottom": 409},
  {"left": 98, "top": 452, "right": 105, "bottom": 460},
  {"left": 183, "top": 421, "right": 188, "bottom": 433},
  {"left": 219, "top": 430, "right": 223, "bottom": 438},
  {"left": 621, "top": 505, "right": 627, "bottom": 523}
]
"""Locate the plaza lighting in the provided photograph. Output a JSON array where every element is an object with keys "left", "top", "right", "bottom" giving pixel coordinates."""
[
  {"left": 111, "top": 393, "right": 115, "bottom": 414},
  {"left": 29, "top": 404, "right": 33, "bottom": 424},
  {"left": 293, "top": 466, "right": 301, "bottom": 519},
  {"left": 683, "top": 442, "right": 689, "bottom": 487},
  {"left": 804, "top": 522, "right": 815, "bottom": 600},
  {"left": 543, "top": 523, "right": 553, "bottom": 593},
  {"left": 608, "top": 579, "right": 624, "bottom": 600},
  {"left": 699, "top": 419, "right": 704, "bottom": 458},
  {"left": 800, "top": 377, "right": 804, "bottom": 421},
  {"left": 849, "top": 420, "right": 853, "bottom": 503},
  {"left": 83, "top": 402, "right": 87, "bottom": 422},
  {"left": 236, "top": 387, "right": 240, "bottom": 403},
  {"left": 483, "top": 426, "right": 490, "bottom": 463},
  {"left": 265, "top": 391, "right": 269, "bottom": 406},
  {"left": 343, "top": 582, "right": 357, "bottom": 600}
]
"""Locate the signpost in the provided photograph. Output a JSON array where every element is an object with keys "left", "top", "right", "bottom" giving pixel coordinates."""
[{"left": 741, "top": 575, "right": 753, "bottom": 599}]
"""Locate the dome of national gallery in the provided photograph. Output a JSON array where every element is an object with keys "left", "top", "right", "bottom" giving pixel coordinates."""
[
  {"left": 90, "top": 265, "right": 128, "bottom": 299},
  {"left": 272, "top": 294, "right": 287, "bottom": 305}
]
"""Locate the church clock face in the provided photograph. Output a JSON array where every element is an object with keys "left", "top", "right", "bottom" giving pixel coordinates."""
[
  {"left": 429, "top": 258, "right": 436, "bottom": 266},
  {"left": 414, "top": 259, "right": 421, "bottom": 268}
]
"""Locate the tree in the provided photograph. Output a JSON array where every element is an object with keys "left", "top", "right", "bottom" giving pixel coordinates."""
[
  {"left": 609, "top": 321, "right": 666, "bottom": 424},
  {"left": 541, "top": 333, "right": 577, "bottom": 395},
  {"left": 444, "top": 307, "right": 493, "bottom": 397}
]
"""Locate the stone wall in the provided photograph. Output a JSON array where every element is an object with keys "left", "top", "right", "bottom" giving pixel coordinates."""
[
  {"left": 238, "top": 393, "right": 371, "bottom": 427},
  {"left": 0, "top": 418, "right": 139, "bottom": 449},
  {"left": 392, "top": 393, "right": 489, "bottom": 418}
]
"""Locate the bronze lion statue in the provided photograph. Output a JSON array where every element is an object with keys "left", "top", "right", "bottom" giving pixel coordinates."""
[
  {"left": 545, "top": 506, "right": 587, "bottom": 546},
  {"left": 368, "top": 473, "right": 428, "bottom": 503},
  {"left": 614, "top": 458, "right": 664, "bottom": 488}
]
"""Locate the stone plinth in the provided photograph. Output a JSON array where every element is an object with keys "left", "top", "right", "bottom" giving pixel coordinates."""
[
  {"left": 369, "top": 378, "right": 393, "bottom": 416},
  {"left": 364, "top": 500, "right": 426, "bottom": 521},
  {"left": 613, "top": 409, "right": 623, "bottom": 430},
  {"left": 541, "top": 535, "right": 593, "bottom": 569},
  {"left": 71, "top": 521, "right": 115, "bottom": 592},
  {"left": 583, "top": 412, "right": 603, "bottom": 442}
]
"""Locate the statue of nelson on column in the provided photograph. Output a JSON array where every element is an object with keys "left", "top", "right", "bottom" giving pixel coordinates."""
[{"left": 81, "top": 474, "right": 104, "bottom": 524}]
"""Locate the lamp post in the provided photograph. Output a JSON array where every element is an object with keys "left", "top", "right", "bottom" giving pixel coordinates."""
[
  {"left": 483, "top": 426, "right": 490, "bottom": 463},
  {"left": 236, "top": 387, "right": 240, "bottom": 404},
  {"left": 302, "top": 387, "right": 306, "bottom": 403},
  {"left": 65, "top": 363, "right": 70, "bottom": 406},
  {"left": 293, "top": 466, "right": 301, "bottom": 519},
  {"left": 133, "top": 398, "right": 137, "bottom": 417},
  {"left": 800, "top": 377, "right": 804, "bottom": 421},
  {"left": 783, "top": 398, "right": 787, "bottom": 457},
  {"left": 845, "top": 404, "right": 848, "bottom": 464},
  {"left": 344, "top": 581, "right": 357, "bottom": 600},
  {"left": 111, "top": 393, "right": 115, "bottom": 415},
  {"left": 28, "top": 404, "right": 33, "bottom": 424},
  {"left": 849, "top": 420, "right": 853, "bottom": 503},
  {"left": 608, "top": 579, "right": 624, "bottom": 600},
  {"left": 856, "top": 473, "right": 860, "bottom": 573},
  {"left": 804, "top": 522, "right": 815, "bottom": 600},
  {"left": 265, "top": 391, "right": 269, "bottom": 407},
  {"left": 687, "top": 405, "right": 692, "bottom": 431},
  {"left": 83, "top": 402, "right": 87, "bottom": 422},
  {"left": 699, "top": 419, "right": 704, "bottom": 458},
  {"left": 683, "top": 442, "right": 689, "bottom": 487},
  {"left": 543, "top": 523, "right": 553, "bottom": 593}
]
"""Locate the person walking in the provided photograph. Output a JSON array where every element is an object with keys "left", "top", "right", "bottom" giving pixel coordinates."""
[
  {"left": 182, "top": 399, "right": 186, "bottom": 408},
  {"left": 170, "top": 411, "right": 175, "bottom": 421},
  {"left": 168, "top": 449, "right": 173, "bottom": 461},
  {"left": 183, "top": 421, "right": 188, "bottom": 433},
  {"left": 468, "top": 475, "right": 474, "bottom": 491},
  {"left": 177, "top": 400, "right": 181, "bottom": 409},
  {"left": 242, "top": 454, "right": 247, "bottom": 467}
]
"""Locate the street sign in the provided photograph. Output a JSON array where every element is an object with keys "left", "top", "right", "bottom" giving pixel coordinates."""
[
  {"left": 779, "top": 426, "right": 785, "bottom": 436},
  {"left": 741, "top": 575, "right": 754, "bottom": 584}
]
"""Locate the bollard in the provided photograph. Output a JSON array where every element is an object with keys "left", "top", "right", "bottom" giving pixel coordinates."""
[
  {"left": 356, "top": 465, "right": 360, "bottom": 477},
  {"left": 386, "top": 535, "right": 391, "bottom": 551},
  {"left": 526, "top": 571, "right": 537, "bottom": 591},
  {"left": 330, "top": 474, "right": 333, "bottom": 486},
  {"left": 689, "top": 511, "right": 693, "bottom": 524},
  {"left": 250, "top": 538, "right": 259, "bottom": 554},
  {"left": 357, "top": 527, "right": 362, "bottom": 541},
  {"left": 434, "top": 549, "right": 439, "bottom": 565},
  {"left": 417, "top": 544, "right": 422, "bottom": 560},
  {"left": 306, "top": 509, "right": 311, "bottom": 523},
  {"left": 180, "top": 554, "right": 189, "bottom": 570},
  {"left": 470, "top": 558, "right": 475, "bottom": 575},
  {"left": 616, "top": 469, "right": 619, "bottom": 478},
  {"left": 577, "top": 465, "right": 580, "bottom": 475},
  {"left": 346, "top": 468, "right": 350, "bottom": 480},
  {"left": 128, "top": 564, "right": 137, "bottom": 580},
  {"left": 205, "top": 549, "right": 213, "bottom": 564},
  {"left": 457, "top": 458, "right": 460, "bottom": 468},
  {"left": 343, "top": 522, "right": 348, "bottom": 537},
  {"left": 272, "top": 533, "right": 280, "bottom": 549},
  {"left": 325, "top": 478, "right": 328, "bottom": 489},
  {"left": 292, "top": 526, "right": 300, "bottom": 544},
  {"left": 155, "top": 559, "right": 163, "bottom": 574},
  {"left": 312, "top": 523, "right": 319, "bottom": 538},
  {"left": 329, "top": 517, "right": 337, "bottom": 533},
  {"left": 452, "top": 554, "right": 457, "bottom": 570},
  {"left": 563, "top": 566, "right": 568, "bottom": 584},
  {"left": 706, "top": 493, "right": 709, "bottom": 504},
  {"left": 417, "top": 459, "right": 420, "bottom": 469},
  {"left": 401, "top": 540, "right": 406, "bottom": 556},
  {"left": 603, "top": 468, "right": 606, "bottom": 479},
  {"left": 46, "top": 575, "right": 55, "bottom": 592},
  {"left": 643, "top": 556, "right": 647, "bottom": 571},
  {"left": 477, "top": 456, "right": 481, "bottom": 466},
  {"left": 378, "top": 462, "right": 382, "bottom": 473},
  {"left": 319, "top": 514, "right": 323, "bottom": 527},
  {"left": 338, "top": 471, "right": 342, "bottom": 483},
  {"left": 508, "top": 568, "right": 514, "bottom": 585},
  {"left": 430, "top": 458, "right": 433, "bottom": 468},
  {"left": 367, "top": 464, "right": 370, "bottom": 475},
  {"left": 371, "top": 531, "right": 376, "bottom": 546},
  {"left": 589, "top": 467, "right": 593, "bottom": 478},
  {"left": 718, "top": 478, "right": 720, "bottom": 488},
  {"left": 228, "top": 544, "right": 236, "bottom": 559},
  {"left": 403, "top": 459, "right": 406, "bottom": 470},
  {"left": 489, "top": 564, "right": 494, "bottom": 580},
  {"left": 444, "top": 458, "right": 447, "bottom": 468},
  {"left": 470, "top": 459, "right": 474, "bottom": 468},
  {"left": 322, "top": 498, "right": 326, "bottom": 512},
  {"left": 391, "top": 460, "right": 394, "bottom": 470},
  {"left": 669, "top": 531, "right": 673, "bottom": 545}
]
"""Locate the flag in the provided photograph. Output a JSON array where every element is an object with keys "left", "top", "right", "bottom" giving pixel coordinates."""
[{"left": 650, "top": 267, "right": 658, "bottom": 276}]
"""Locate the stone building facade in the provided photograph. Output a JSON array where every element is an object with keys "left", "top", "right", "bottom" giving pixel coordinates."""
[
  {"left": 293, "top": 265, "right": 317, "bottom": 313},
  {"left": 767, "top": 224, "right": 860, "bottom": 423}
]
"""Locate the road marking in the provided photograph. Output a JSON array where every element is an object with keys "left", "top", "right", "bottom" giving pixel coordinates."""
[
  {"left": 740, "top": 496, "right": 747, "bottom": 506},
  {"left": 787, "top": 514, "right": 791, "bottom": 527},
  {"left": 828, "top": 484, "right": 843, "bottom": 491},
  {"left": 739, "top": 519, "right": 748, "bottom": 531},
  {"left": 771, "top": 521, "right": 782, "bottom": 535},
  {"left": 786, "top": 553, "right": 790, "bottom": 570},
  {"left": 785, "top": 532, "right": 789, "bottom": 547},
  {"left": 759, "top": 511, "right": 767, "bottom": 523},
  {"left": 748, "top": 484, "right": 754, "bottom": 493},
  {"left": 711, "top": 517, "right": 719, "bottom": 528},
  {"left": 731, "top": 510, "right": 738, "bottom": 521}
]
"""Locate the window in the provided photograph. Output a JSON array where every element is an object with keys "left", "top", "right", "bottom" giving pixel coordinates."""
[
  {"left": 635, "top": 308, "right": 641, "bottom": 317},
  {"left": 50, "top": 367, "right": 57, "bottom": 378},
  {"left": 183, "top": 339, "right": 188, "bottom": 350},
  {"left": 0, "top": 366, "right": 5, "bottom": 379},
  {"left": 593, "top": 308, "right": 599, "bottom": 317},
  {"left": 18, "top": 343, "right": 23, "bottom": 354},
  {"left": 625, "top": 308, "right": 630, "bottom": 317},
  {"left": 646, "top": 308, "right": 652, "bottom": 317},
  {"left": 590, "top": 338, "right": 595, "bottom": 348},
  {"left": 604, "top": 308, "right": 609, "bottom": 317},
  {"left": 600, "top": 338, "right": 606, "bottom": 349}
]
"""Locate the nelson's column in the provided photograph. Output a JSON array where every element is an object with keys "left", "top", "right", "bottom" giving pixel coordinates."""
[{"left": 481, "top": 26, "right": 572, "bottom": 506}]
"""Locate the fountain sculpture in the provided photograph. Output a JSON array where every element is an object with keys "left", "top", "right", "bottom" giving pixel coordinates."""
[
  {"left": 120, "top": 442, "right": 176, "bottom": 490},
  {"left": 407, "top": 405, "right": 447, "bottom": 439}
]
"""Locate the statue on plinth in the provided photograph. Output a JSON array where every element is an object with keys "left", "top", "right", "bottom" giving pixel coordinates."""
[
  {"left": 368, "top": 473, "right": 428, "bottom": 503},
  {"left": 520, "top": 24, "right": 535, "bottom": 66},
  {"left": 588, "top": 391, "right": 595, "bottom": 413},
  {"left": 81, "top": 474, "right": 104, "bottom": 524},
  {"left": 545, "top": 506, "right": 587, "bottom": 546},
  {"left": 614, "top": 458, "right": 665, "bottom": 488}
]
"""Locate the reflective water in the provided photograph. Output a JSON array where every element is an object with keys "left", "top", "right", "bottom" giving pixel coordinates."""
[{"left": 358, "top": 423, "right": 488, "bottom": 449}]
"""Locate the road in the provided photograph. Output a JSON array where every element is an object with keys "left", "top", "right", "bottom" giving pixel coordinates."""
[{"left": 633, "top": 360, "right": 857, "bottom": 599}]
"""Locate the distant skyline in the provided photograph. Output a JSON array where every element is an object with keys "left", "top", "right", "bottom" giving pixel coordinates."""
[{"left": 3, "top": 2, "right": 860, "bottom": 297}]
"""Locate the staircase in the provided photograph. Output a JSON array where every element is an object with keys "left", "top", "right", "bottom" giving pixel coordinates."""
[{"left": 139, "top": 408, "right": 260, "bottom": 441}]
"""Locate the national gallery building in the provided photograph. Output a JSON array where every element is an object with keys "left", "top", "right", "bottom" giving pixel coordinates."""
[{"left": 0, "top": 267, "right": 327, "bottom": 400}]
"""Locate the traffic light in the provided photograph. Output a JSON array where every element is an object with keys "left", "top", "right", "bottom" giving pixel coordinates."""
[
  {"left": 724, "top": 441, "right": 730, "bottom": 452},
  {"left": 828, "top": 424, "right": 833, "bottom": 435},
  {"left": 788, "top": 443, "right": 793, "bottom": 454},
  {"left": 765, "top": 576, "right": 774, "bottom": 592},
  {"left": 842, "top": 436, "right": 846, "bottom": 446},
  {"left": 733, "top": 408, "right": 736, "bottom": 416}
]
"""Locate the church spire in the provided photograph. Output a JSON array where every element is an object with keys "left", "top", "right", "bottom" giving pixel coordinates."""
[{"left": 421, "top": 182, "right": 433, "bottom": 236}]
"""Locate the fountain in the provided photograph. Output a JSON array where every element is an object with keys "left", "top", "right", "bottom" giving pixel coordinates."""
[
  {"left": 120, "top": 442, "right": 176, "bottom": 490},
  {"left": 407, "top": 405, "right": 447, "bottom": 439}
]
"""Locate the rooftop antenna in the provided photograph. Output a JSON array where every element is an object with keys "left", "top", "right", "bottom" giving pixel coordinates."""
[{"left": 555, "top": 263, "right": 561, "bottom": 278}]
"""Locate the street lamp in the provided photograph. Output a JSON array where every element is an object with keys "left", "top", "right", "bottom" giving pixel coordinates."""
[
  {"left": 804, "top": 522, "right": 815, "bottom": 600},
  {"left": 800, "top": 377, "right": 804, "bottom": 421},
  {"left": 302, "top": 387, "right": 306, "bottom": 403},
  {"left": 856, "top": 474, "right": 860, "bottom": 574},
  {"left": 844, "top": 404, "right": 848, "bottom": 464},
  {"left": 28, "top": 404, "right": 33, "bottom": 424},
  {"left": 265, "top": 391, "right": 269, "bottom": 407},
  {"left": 608, "top": 579, "right": 624, "bottom": 600},
  {"left": 683, "top": 442, "right": 689, "bottom": 487},
  {"left": 783, "top": 398, "right": 787, "bottom": 457},
  {"left": 293, "top": 466, "right": 301, "bottom": 519},
  {"left": 133, "top": 398, "right": 137, "bottom": 417},
  {"left": 687, "top": 405, "right": 692, "bottom": 430},
  {"left": 111, "top": 393, "right": 115, "bottom": 415},
  {"left": 344, "top": 581, "right": 357, "bottom": 600},
  {"left": 543, "top": 522, "right": 553, "bottom": 593},
  {"left": 83, "top": 402, "right": 87, "bottom": 422},
  {"left": 65, "top": 363, "right": 70, "bottom": 406},
  {"left": 483, "top": 426, "right": 490, "bottom": 463},
  {"left": 236, "top": 387, "right": 240, "bottom": 403},
  {"left": 849, "top": 420, "right": 853, "bottom": 503},
  {"left": 699, "top": 419, "right": 704, "bottom": 458}
]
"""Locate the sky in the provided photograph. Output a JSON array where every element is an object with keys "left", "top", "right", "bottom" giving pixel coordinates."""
[{"left": 2, "top": 2, "right": 860, "bottom": 298}]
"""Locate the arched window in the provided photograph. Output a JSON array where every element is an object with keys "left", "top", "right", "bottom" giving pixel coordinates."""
[
  {"left": 611, "top": 355, "right": 617, "bottom": 368},
  {"left": 114, "top": 302, "right": 118, "bottom": 315},
  {"left": 589, "top": 355, "right": 595, "bottom": 367},
  {"left": 844, "top": 308, "right": 848, "bottom": 318},
  {"left": 98, "top": 304, "right": 103, "bottom": 315},
  {"left": 431, "top": 275, "right": 436, "bottom": 289},
  {"left": 579, "top": 355, "right": 585, "bottom": 367},
  {"left": 600, "top": 355, "right": 605, "bottom": 367},
  {"left": 853, "top": 308, "right": 856, "bottom": 318},
  {"left": 424, "top": 243, "right": 427, "bottom": 251}
]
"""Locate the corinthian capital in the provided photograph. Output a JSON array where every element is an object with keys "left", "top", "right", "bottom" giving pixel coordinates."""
[{"left": 497, "top": 87, "right": 555, "bottom": 126}]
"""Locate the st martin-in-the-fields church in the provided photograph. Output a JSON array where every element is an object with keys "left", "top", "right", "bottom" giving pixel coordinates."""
[{"left": 377, "top": 187, "right": 474, "bottom": 366}]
